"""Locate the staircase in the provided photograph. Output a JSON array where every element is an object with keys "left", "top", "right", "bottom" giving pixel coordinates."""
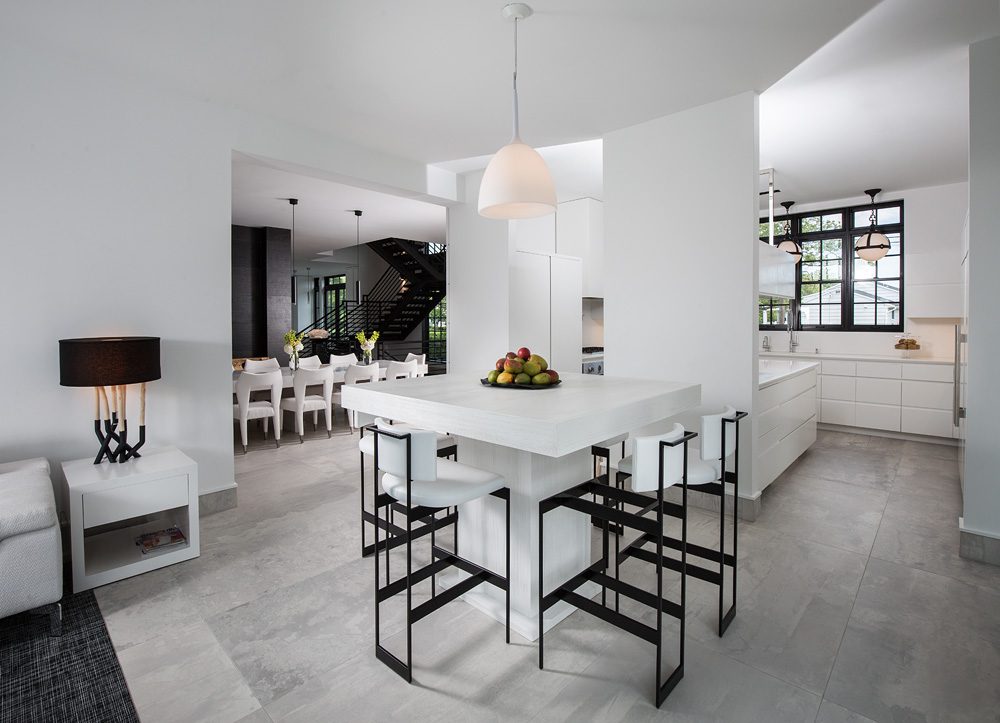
[{"left": 298, "top": 238, "right": 445, "bottom": 355}]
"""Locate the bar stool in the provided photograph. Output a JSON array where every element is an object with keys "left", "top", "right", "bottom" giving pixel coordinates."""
[
  {"left": 591, "top": 433, "right": 627, "bottom": 534},
  {"left": 617, "top": 406, "right": 746, "bottom": 636},
  {"left": 539, "top": 423, "right": 695, "bottom": 708},
  {"left": 369, "top": 419, "right": 510, "bottom": 683},
  {"left": 359, "top": 423, "right": 458, "bottom": 558}
]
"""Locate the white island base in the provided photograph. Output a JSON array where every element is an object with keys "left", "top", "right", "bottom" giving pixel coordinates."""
[{"left": 439, "top": 437, "right": 599, "bottom": 641}]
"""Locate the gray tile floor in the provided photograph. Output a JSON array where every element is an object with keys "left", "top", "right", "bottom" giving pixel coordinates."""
[{"left": 94, "top": 424, "right": 1000, "bottom": 722}]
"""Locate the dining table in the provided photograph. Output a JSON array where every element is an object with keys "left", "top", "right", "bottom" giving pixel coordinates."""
[
  {"left": 341, "top": 371, "right": 700, "bottom": 640},
  {"left": 231, "top": 360, "right": 429, "bottom": 392}
]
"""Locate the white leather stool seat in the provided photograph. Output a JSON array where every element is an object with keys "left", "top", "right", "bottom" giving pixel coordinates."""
[
  {"left": 382, "top": 459, "right": 504, "bottom": 508},
  {"left": 279, "top": 395, "right": 327, "bottom": 413},
  {"left": 618, "top": 448, "right": 720, "bottom": 487},
  {"left": 360, "top": 428, "right": 456, "bottom": 456},
  {"left": 233, "top": 401, "right": 276, "bottom": 420}
]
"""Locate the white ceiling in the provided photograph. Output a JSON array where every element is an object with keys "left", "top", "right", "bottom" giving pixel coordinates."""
[
  {"left": 231, "top": 154, "right": 446, "bottom": 265},
  {"left": 759, "top": 0, "right": 1000, "bottom": 207},
  {"left": 6, "top": 0, "right": 877, "bottom": 164}
]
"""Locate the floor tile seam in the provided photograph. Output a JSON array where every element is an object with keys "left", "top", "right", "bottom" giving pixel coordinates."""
[{"left": 866, "top": 550, "right": 1000, "bottom": 603}]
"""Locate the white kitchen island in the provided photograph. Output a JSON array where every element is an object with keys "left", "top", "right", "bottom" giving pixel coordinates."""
[{"left": 342, "top": 372, "right": 700, "bottom": 640}]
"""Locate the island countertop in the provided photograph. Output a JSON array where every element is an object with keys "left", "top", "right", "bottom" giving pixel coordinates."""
[
  {"left": 341, "top": 372, "right": 701, "bottom": 458},
  {"left": 758, "top": 358, "right": 820, "bottom": 389}
]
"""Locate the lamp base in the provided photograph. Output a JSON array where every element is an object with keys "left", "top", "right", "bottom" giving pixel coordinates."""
[{"left": 93, "top": 418, "right": 145, "bottom": 464}]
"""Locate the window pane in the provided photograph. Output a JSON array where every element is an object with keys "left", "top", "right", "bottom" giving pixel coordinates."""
[
  {"left": 823, "top": 260, "right": 842, "bottom": 280},
  {"left": 801, "top": 262, "right": 821, "bottom": 282},
  {"left": 854, "top": 303, "right": 875, "bottom": 325},
  {"left": 878, "top": 206, "right": 901, "bottom": 225},
  {"left": 801, "top": 240, "right": 822, "bottom": 262},
  {"left": 887, "top": 232, "right": 902, "bottom": 254},
  {"left": 879, "top": 304, "right": 900, "bottom": 325},
  {"left": 821, "top": 304, "right": 841, "bottom": 325},
  {"left": 855, "top": 281, "right": 876, "bottom": 303},
  {"left": 820, "top": 239, "right": 841, "bottom": 259},
  {"left": 876, "top": 281, "right": 900, "bottom": 303},
  {"left": 855, "top": 258, "right": 877, "bottom": 279},
  {"left": 759, "top": 222, "right": 771, "bottom": 239},
  {"left": 801, "top": 215, "right": 821, "bottom": 233},
  {"left": 853, "top": 210, "right": 874, "bottom": 227},
  {"left": 820, "top": 282, "right": 842, "bottom": 303},
  {"left": 801, "top": 283, "right": 821, "bottom": 302},
  {"left": 800, "top": 305, "right": 821, "bottom": 325},
  {"left": 877, "top": 255, "right": 900, "bottom": 277},
  {"left": 822, "top": 213, "right": 843, "bottom": 231}
]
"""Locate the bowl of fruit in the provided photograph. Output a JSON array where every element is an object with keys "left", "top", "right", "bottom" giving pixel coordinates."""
[{"left": 482, "top": 347, "right": 561, "bottom": 389}]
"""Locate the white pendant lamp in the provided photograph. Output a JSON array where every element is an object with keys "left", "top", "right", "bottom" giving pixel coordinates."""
[
  {"left": 855, "top": 188, "right": 891, "bottom": 262},
  {"left": 478, "top": 3, "right": 556, "bottom": 220},
  {"left": 777, "top": 200, "right": 802, "bottom": 264}
]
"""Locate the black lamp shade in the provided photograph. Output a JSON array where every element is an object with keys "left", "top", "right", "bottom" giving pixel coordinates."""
[{"left": 59, "top": 337, "right": 161, "bottom": 387}]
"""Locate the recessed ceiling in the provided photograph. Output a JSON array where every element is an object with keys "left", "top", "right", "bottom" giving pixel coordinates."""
[
  {"left": 232, "top": 154, "right": 446, "bottom": 266},
  {"left": 760, "top": 0, "right": 1000, "bottom": 206},
  {"left": 6, "top": 0, "right": 877, "bottom": 164}
]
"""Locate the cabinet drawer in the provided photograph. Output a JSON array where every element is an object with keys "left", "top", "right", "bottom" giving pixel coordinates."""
[
  {"left": 821, "top": 400, "right": 855, "bottom": 426},
  {"left": 821, "top": 375, "right": 856, "bottom": 401},
  {"left": 856, "top": 378, "right": 902, "bottom": 406},
  {"left": 901, "top": 363, "right": 953, "bottom": 382},
  {"left": 857, "top": 361, "right": 902, "bottom": 379},
  {"left": 901, "top": 380, "right": 953, "bottom": 410},
  {"left": 901, "top": 407, "right": 955, "bottom": 437},
  {"left": 855, "top": 403, "right": 901, "bottom": 432},
  {"left": 82, "top": 474, "right": 190, "bottom": 529},
  {"left": 821, "top": 360, "right": 857, "bottom": 377}
]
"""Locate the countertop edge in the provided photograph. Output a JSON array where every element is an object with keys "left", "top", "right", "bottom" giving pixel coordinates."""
[
  {"left": 758, "top": 361, "right": 819, "bottom": 390},
  {"left": 760, "top": 352, "right": 953, "bottom": 365}
]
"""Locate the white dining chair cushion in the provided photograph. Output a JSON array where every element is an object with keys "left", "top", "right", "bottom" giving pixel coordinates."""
[
  {"left": 700, "top": 405, "right": 738, "bottom": 463},
  {"left": 297, "top": 356, "right": 322, "bottom": 369},
  {"left": 234, "top": 401, "right": 280, "bottom": 419},
  {"left": 368, "top": 418, "right": 438, "bottom": 482},
  {"left": 382, "top": 458, "right": 504, "bottom": 508},
  {"left": 280, "top": 395, "right": 328, "bottom": 413},
  {"left": 243, "top": 358, "right": 280, "bottom": 372},
  {"left": 620, "top": 423, "right": 687, "bottom": 493},
  {"left": 618, "top": 449, "right": 718, "bottom": 487},
  {"left": 359, "top": 427, "right": 455, "bottom": 456},
  {"left": 385, "top": 359, "right": 418, "bottom": 379}
]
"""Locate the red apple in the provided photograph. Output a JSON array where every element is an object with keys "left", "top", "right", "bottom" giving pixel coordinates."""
[
  {"left": 544, "top": 369, "right": 559, "bottom": 382},
  {"left": 496, "top": 358, "right": 506, "bottom": 371},
  {"left": 517, "top": 346, "right": 531, "bottom": 361},
  {"left": 505, "top": 351, "right": 518, "bottom": 360},
  {"left": 504, "top": 358, "right": 524, "bottom": 374}
]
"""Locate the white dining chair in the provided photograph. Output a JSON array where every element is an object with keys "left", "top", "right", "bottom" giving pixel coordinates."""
[
  {"left": 335, "top": 363, "right": 380, "bottom": 431},
  {"left": 233, "top": 369, "right": 282, "bottom": 453},
  {"left": 298, "top": 356, "right": 322, "bottom": 369},
  {"left": 243, "top": 358, "right": 280, "bottom": 372},
  {"left": 405, "top": 352, "right": 428, "bottom": 376},
  {"left": 280, "top": 366, "right": 334, "bottom": 442},
  {"left": 385, "top": 359, "right": 418, "bottom": 380},
  {"left": 328, "top": 353, "right": 359, "bottom": 369}
]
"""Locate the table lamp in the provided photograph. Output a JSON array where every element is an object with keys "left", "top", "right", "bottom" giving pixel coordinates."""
[{"left": 59, "top": 336, "right": 161, "bottom": 464}]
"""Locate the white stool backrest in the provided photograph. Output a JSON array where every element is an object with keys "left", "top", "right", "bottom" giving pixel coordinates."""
[
  {"left": 243, "top": 358, "right": 279, "bottom": 373},
  {"left": 404, "top": 352, "right": 426, "bottom": 365},
  {"left": 630, "top": 423, "right": 687, "bottom": 493},
  {"left": 329, "top": 353, "right": 359, "bottom": 368},
  {"left": 345, "top": 363, "right": 379, "bottom": 385},
  {"left": 386, "top": 360, "right": 418, "bottom": 379},
  {"left": 292, "top": 366, "right": 332, "bottom": 401},
  {"left": 297, "top": 356, "right": 322, "bottom": 369},
  {"left": 234, "top": 369, "right": 282, "bottom": 410},
  {"left": 373, "top": 418, "right": 437, "bottom": 482},
  {"left": 700, "top": 405, "right": 738, "bottom": 462}
]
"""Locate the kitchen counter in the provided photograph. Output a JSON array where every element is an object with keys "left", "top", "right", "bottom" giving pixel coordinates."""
[
  {"left": 759, "top": 358, "right": 820, "bottom": 389},
  {"left": 761, "top": 351, "right": 952, "bottom": 365}
]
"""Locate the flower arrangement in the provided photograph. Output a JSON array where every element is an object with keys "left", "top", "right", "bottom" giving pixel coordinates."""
[
  {"left": 356, "top": 330, "right": 379, "bottom": 365},
  {"left": 307, "top": 328, "right": 330, "bottom": 339},
  {"left": 283, "top": 329, "right": 305, "bottom": 369}
]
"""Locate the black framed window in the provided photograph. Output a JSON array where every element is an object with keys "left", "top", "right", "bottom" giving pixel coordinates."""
[{"left": 759, "top": 199, "right": 903, "bottom": 331}]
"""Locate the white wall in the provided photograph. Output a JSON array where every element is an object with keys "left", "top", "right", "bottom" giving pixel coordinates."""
[
  {"left": 604, "top": 92, "right": 760, "bottom": 495},
  {"left": 0, "top": 33, "right": 453, "bottom": 504},
  {"left": 963, "top": 35, "right": 1000, "bottom": 542}
]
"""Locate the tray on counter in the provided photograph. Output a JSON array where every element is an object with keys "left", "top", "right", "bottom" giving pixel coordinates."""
[{"left": 480, "top": 378, "right": 561, "bottom": 390}]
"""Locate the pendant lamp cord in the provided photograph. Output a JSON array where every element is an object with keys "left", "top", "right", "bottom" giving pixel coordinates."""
[{"left": 511, "top": 15, "right": 520, "bottom": 141}]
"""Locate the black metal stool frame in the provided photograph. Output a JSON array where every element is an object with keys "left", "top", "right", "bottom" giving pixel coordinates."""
[
  {"left": 539, "top": 431, "right": 697, "bottom": 708},
  {"left": 614, "top": 411, "right": 746, "bottom": 636},
  {"left": 370, "top": 425, "right": 510, "bottom": 683},
  {"left": 360, "top": 424, "right": 458, "bottom": 558}
]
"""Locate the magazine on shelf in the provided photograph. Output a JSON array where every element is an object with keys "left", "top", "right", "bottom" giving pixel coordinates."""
[{"left": 135, "top": 526, "right": 187, "bottom": 556}]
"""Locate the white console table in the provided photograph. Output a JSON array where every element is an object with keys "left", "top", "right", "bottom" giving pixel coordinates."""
[{"left": 64, "top": 446, "right": 199, "bottom": 592}]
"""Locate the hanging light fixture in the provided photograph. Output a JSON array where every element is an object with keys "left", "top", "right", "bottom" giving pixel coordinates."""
[
  {"left": 478, "top": 3, "right": 556, "bottom": 219},
  {"left": 855, "top": 188, "right": 891, "bottom": 262},
  {"left": 289, "top": 198, "right": 298, "bottom": 305},
  {"left": 351, "top": 209, "right": 363, "bottom": 302},
  {"left": 777, "top": 200, "right": 802, "bottom": 264}
]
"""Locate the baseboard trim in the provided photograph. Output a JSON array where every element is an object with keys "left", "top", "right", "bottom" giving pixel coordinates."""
[
  {"left": 959, "top": 517, "right": 1000, "bottom": 567},
  {"left": 199, "top": 484, "right": 237, "bottom": 516},
  {"left": 819, "top": 423, "right": 958, "bottom": 447}
]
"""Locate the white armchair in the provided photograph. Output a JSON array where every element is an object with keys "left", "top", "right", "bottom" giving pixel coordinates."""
[{"left": 0, "top": 457, "right": 63, "bottom": 634}]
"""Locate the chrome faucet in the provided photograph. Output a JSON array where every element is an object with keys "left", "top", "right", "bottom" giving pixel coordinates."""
[{"left": 788, "top": 299, "right": 799, "bottom": 353}]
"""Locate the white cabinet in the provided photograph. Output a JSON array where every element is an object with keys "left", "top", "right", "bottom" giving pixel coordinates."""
[
  {"left": 759, "top": 242, "right": 796, "bottom": 298},
  {"left": 556, "top": 198, "right": 603, "bottom": 297},
  {"left": 821, "top": 360, "right": 857, "bottom": 376},
  {"left": 901, "top": 380, "right": 954, "bottom": 409},
  {"left": 856, "top": 403, "right": 901, "bottom": 432},
  {"left": 856, "top": 378, "right": 902, "bottom": 406},
  {"left": 901, "top": 363, "right": 954, "bottom": 383},
  {"left": 857, "top": 361, "right": 902, "bottom": 379},
  {"left": 509, "top": 250, "right": 582, "bottom": 373},
  {"left": 821, "top": 375, "right": 856, "bottom": 401},
  {"left": 512, "top": 215, "right": 556, "bottom": 254},
  {"left": 822, "top": 400, "right": 855, "bottom": 426},
  {"left": 901, "top": 408, "right": 954, "bottom": 437}
]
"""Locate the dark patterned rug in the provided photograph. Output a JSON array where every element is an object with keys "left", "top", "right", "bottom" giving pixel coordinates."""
[{"left": 0, "top": 591, "right": 139, "bottom": 723}]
